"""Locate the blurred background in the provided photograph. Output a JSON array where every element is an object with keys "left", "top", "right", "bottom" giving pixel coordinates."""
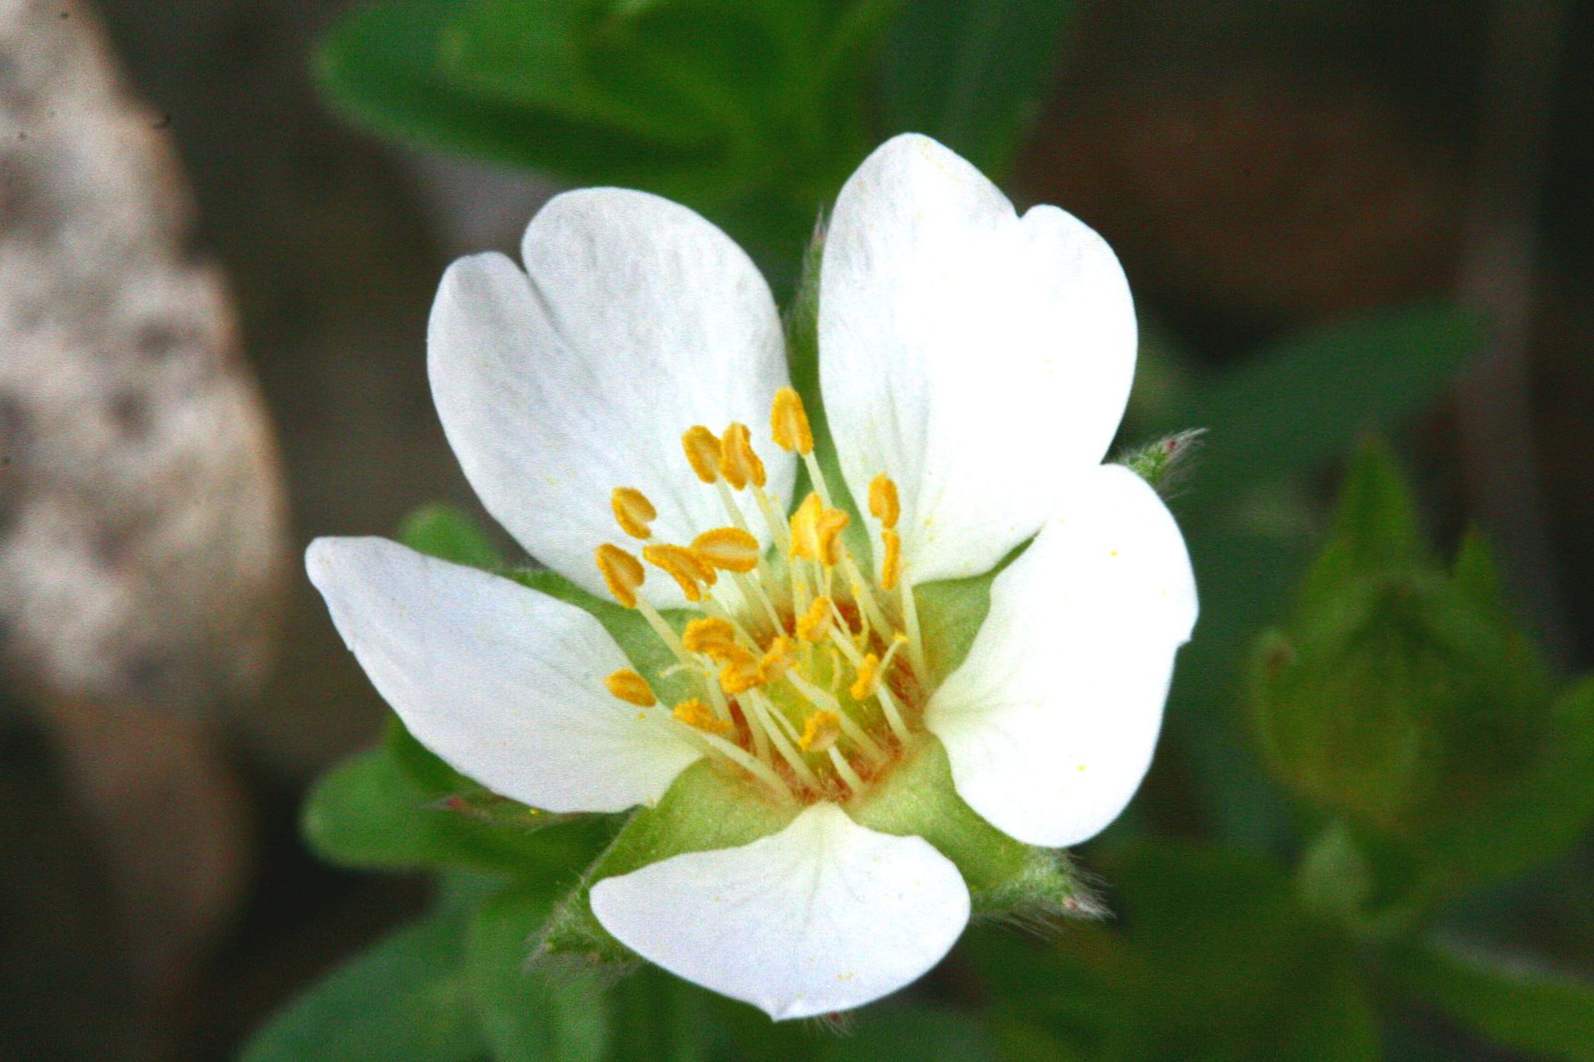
[{"left": 2, "top": 0, "right": 1591, "bottom": 1058}]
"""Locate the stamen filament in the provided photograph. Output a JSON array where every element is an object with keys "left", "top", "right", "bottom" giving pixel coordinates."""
[
  {"left": 899, "top": 574, "right": 928, "bottom": 679},
  {"left": 827, "top": 746, "right": 865, "bottom": 794},
  {"left": 688, "top": 727, "right": 792, "bottom": 802},
  {"left": 743, "top": 691, "right": 822, "bottom": 789}
]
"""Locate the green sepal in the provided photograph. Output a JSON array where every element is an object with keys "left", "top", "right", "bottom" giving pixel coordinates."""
[
  {"left": 302, "top": 729, "right": 613, "bottom": 877},
  {"left": 850, "top": 737, "right": 1092, "bottom": 920},
  {"left": 397, "top": 502, "right": 505, "bottom": 569},
  {"left": 1117, "top": 429, "right": 1206, "bottom": 497},
  {"left": 536, "top": 759, "right": 800, "bottom": 966}
]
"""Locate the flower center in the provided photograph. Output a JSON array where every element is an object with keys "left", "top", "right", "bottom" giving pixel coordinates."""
[{"left": 593, "top": 387, "right": 929, "bottom": 804}]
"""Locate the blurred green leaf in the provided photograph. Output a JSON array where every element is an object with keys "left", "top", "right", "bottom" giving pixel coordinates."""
[
  {"left": 1420, "top": 675, "right": 1594, "bottom": 887},
  {"left": 466, "top": 882, "right": 613, "bottom": 1061},
  {"left": 1167, "top": 303, "right": 1485, "bottom": 510},
  {"left": 818, "top": 1006, "right": 998, "bottom": 1060},
  {"left": 398, "top": 502, "right": 504, "bottom": 569},
  {"left": 607, "top": 968, "right": 716, "bottom": 1061},
  {"left": 317, "top": 0, "right": 902, "bottom": 276},
  {"left": 1296, "top": 439, "right": 1426, "bottom": 603},
  {"left": 879, "top": 0, "right": 1074, "bottom": 176},
  {"left": 242, "top": 913, "right": 483, "bottom": 1062},
  {"left": 1387, "top": 939, "right": 1594, "bottom": 1061},
  {"left": 1250, "top": 447, "right": 1555, "bottom": 847},
  {"left": 968, "top": 842, "right": 1378, "bottom": 1060},
  {"left": 317, "top": 0, "right": 722, "bottom": 192}
]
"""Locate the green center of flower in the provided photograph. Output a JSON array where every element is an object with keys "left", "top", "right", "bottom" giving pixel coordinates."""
[{"left": 593, "top": 387, "right": 929, "bottom": 803}]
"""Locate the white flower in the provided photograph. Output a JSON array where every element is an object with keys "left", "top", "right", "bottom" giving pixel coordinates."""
[{"left": 307, "top": 134, "right": 1197, "bottom": 1020}]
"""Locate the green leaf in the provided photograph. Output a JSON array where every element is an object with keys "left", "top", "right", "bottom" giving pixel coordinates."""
[
  {"left": 398, "top": 502, "right": 504, "bottom": 569},
  {"left": 302, "top": 739, "right": 608, "bottom": 876},
  {"left": 879, "top": 0, "right": 1075, "bottom": 177},
  {"left": 466, "top": 882, "right": 613, "bottom": 1061},
  {"left": 1167, "top": 302, "right": 1485, "bottom": 510},
  {"left": 1387, "top": 939, "right": 1594, "bottom": 1061},
  {"left": 242, "top": 913, "right": 484, "bottom": 1062}
]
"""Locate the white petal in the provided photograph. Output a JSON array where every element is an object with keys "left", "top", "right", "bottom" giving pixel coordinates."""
[
  {"left": 820, "top": 134, "right": 1137, "bottom": 583},
  {"left": 428, "top": 189, "right": 795, "bottom": 606},
  {"left": 925, "top": 465, "right": 1197, "bottom": 847},
  {"left": 589, "top": 803, "right": 969, "bottom": 1019},
  {"left": 306, "top": 536, "right": 701, "bottom": 812}
]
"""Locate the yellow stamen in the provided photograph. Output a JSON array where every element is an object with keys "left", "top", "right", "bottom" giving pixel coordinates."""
[
  {"left": 868, "top": 474, "right": 900, "bottom": 529},
  {"left": 759, "top": 636, "right": 795, "bottom": 681},
  {"left": 849, "top": 653, "right": 880, "bottom": 701},
  {"left": 691, "top": 527, "right": 760, "bottom": 573},
  {"left": 719, "top": 652, "right": 765, "bottom": 695},
  {"left": 796, "top": 596, "right": 833, "bottom": 643},
  {"left": 611, "top": 487, "right": 656, "bottom": 539},
  {"left": 595, "top": 543, "right": 645, "bottom": 609},
  {"left": 681, "top": 425, "right": 723, "bottom": 483},
  {"left": 673, "top": 697, "right": 732, "bottom": 736},
  {"left": 789, "top": 492, "right": 825, "bottom": 561},
  {"left": 719, "top": 422, "right": 767, "bottom": 490},
  {"left": 770, "top": 387, "right": 813, "bottom": 455},
  {"left": 798, "top": 710, "right": 841, "bottom": 753},
  {"left": 643, "top": 544, "right": 706, "bottom": 602},
  {"left": 880, "top": 528, "right": 903, "bottom": 591},
  {"left": 815, "top": 507, "right": 850, "bottom": 566},
  {"left": 682, "top": 616, "right": 737, "bottom": 657},
  {"left": 788, "top": 492, "right": 850, "bottom": 566},
  {"left": 605, "top": 668, "right": 655, "bottom": 707}
]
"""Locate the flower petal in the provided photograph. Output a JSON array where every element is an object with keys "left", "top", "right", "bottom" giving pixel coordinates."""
[
  {"left": 306, "top": 536, "right": 702, "bottom": 812},
  {"left": 820, "top": 133, "right": 1137, "bottom": 583},
  {"left": 428, "top": 189, "right": 795, "bottom": 606},
  {"left": 925, "top": 465, "right": 1197, "bottom": 847},
  {"left": 589, "top": 802, "right": 969, "bottom": 1019}
]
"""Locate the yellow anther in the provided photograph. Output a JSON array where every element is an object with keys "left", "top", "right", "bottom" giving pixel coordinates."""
[
  {"left": 595, "top": 543, "right": 645, "bottom": 609},
  {"left": 673, "top": 697, "right": 731, "bottom": 736},
  {"left": 789, "top": 492, "right": 824, "bottom": 561},
  {"left": 789, "top": 493, "right": 850, "bottom": 566},
  {"left": 880, "top": 528, "right": 903, "bottom": 591},
  {"left": 682, "top": 616, "right": 737, "bottom": 657},
  {"left": 796, "top": 596, "right": 834, "bottom": 643},
  {"left": 720, "top": 422, "right": 767, "bottom": 490},
  {"left": 798, "top": 711, "right": 842, "bottom": 753},
  {"left": 868, "top": 474, "right": 900, "bottom": 529},
  {"left": 815, "top": 507, "right": 850, "bottom": 566},
  {"left": 643, "top": 544, "right": 709, "bottom": 602},
  {"left": 681, "top": 425, "right": 723, "bottom": 483},
  {"left": 719, "top": 652, "right": 765, "bottom": 695},
  {"left": 605, "top": 668, "right": 655, "bottom": 707},
  {"left": 759, "top": 635, "right": 795, "bottom": 681},
  {"left": 849, "top": 653, "right": 881, "bottom": 701},
  {"left": 770, "top": 387, "right": 813, "bottom": 455},
  {"left": 691, "top": 527, "right": 761, "bottom": 573},
  {"left": 611, "top": 487, "right": 657, "bottom": 539}
]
